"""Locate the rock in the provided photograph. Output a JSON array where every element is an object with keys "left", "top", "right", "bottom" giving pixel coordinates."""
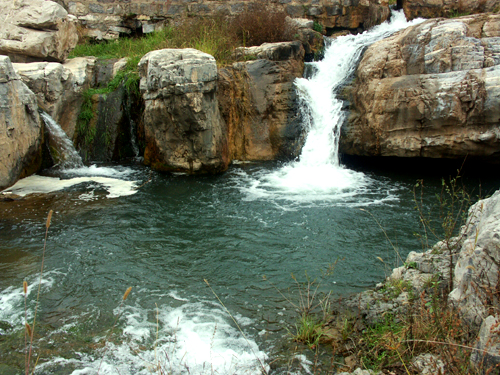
[
  {"left": 218, "top": 42, "right": 305, "bottom": 161},
  {"left": 0, "top": 0, "right": 78, "bottom": 63},
  {"left": 139, "top": 48, "right": 228, "bottom": 174},
  {"left": 403, "top": 0, "right": 500, "bottom": 20},
  {"left": 341, "top": 15, "right": 500, "bottom": 162},
  {"left": 471, "top": 315, "right": 500, "bottom": 372},
  {"left": 449, "top": 190, "right": 500, "bottom": 327},
  {"left": 317, "top": 0, "right": 391, "bottom": 30},
  {"left": 0, "top": 56, "right": 42, "bottom": 190},
  {"left": 233, "top": 41, "right": 305, "bottom": 62},
  {"left": 12, "top": 57, "right": 94, "bottom": 140},
  {"left": 412, "top": 353, "right": 446, "bottom": 374}
]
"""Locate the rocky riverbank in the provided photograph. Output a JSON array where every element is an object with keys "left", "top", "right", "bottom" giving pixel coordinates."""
[{"left": 320, "top": 188, "right": 500, "bottom": 374}]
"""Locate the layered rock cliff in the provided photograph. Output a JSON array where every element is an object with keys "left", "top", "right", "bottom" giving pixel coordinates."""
[
  {"left": 341, "top": 14, "right": 500, "bottom": 162},
  {"left": 219, "top": 42, "right": 305, "bottom": 161}
]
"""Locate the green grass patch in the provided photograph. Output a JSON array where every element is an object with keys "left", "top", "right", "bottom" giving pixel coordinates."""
[{"left": 293, "top": 313, "right": 323, "bottom": 349}]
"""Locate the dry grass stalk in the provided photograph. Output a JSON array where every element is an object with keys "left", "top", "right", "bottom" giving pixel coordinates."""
[{"left": 26, "top": 209, "right": 53, "bottom": 375}]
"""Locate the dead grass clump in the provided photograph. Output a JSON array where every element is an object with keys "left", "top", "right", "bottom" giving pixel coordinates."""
[{"left": 231, "top": 2, "right": 297, "bottom": 47}]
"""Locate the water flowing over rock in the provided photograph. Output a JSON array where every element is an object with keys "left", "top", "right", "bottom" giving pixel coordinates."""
[
  {"left": 139, "top": 49, "right": 228, "bottom": 174},
  {"left": 219, "top": 41, "right": 305, "bottom": 161},
  {"left": 403, "top": 0, "right": 500, "bottom": 20},
  {"left": 341, "top": 14, "right": 500, "bottom": 162},
  {"left": 40, "top": 111, "right": 84, "bottom": 169},
  {"left": 12, "top": 57, "right": 95, "bottom": 140},
  {"left": 0, "top": 56, "right": 42, "bottom": 190},
  {"left": 0, "top": 0, "right": 78, "bottom": 63}
]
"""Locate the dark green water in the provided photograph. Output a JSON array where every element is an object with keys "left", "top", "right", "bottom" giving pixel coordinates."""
[{"left": 0, "top": 161, "right": 497, "bottom": 374}]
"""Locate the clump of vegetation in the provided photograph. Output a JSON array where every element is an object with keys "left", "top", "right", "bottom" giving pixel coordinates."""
[
  {"left": 231, "top": 2, "right": 297, "bottom": 47},
  {"left": 70, "top": 4, "right": 295, "bottom": 65}
]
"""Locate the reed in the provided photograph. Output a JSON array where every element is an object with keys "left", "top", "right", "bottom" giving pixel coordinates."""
[{"left": 24, "top": 209, "right": 53, "bottom": 375}]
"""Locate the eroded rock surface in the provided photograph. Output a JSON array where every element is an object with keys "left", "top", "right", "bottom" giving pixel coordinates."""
[
  {"left": 0, "top": 0, "right": 78, "bottom": 63},
  {"left": 403, "top": 0, "right": 500, "bottom": 20},
  {"left": 341, "top": 15, "right": 500, "bottom": 162},
  {"left": 0, "top": 56, "right": 42, "bottom": 190},
  {"left": 219, "top": 41, "right": 305, "bottom": 161},
  {"left": 139, "top": 48, "right": 228, "bottom": 174},
  {"left": 12, "top": 57, "right": 95, "bottom": 140}
]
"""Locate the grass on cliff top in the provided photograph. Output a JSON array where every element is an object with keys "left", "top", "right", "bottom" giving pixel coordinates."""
[{"left": 69, "top": 4, "right": 297, "bottom": 66}]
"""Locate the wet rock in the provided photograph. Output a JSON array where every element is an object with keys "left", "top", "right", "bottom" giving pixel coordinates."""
[
  {"left": 0, "top": 0, "right": 78, "bottom": 62},
  {"left": 139, "top": 48, "right": 228, "bottom": 174},
  {"left": 218, "top": 42, "right": 305, "bottom": 161},
  {"left": 0, "top": 56, "right": 42, "bottom": 190},
  {"left": 341, "top": 15, "right": 500, "bottom": 162}
]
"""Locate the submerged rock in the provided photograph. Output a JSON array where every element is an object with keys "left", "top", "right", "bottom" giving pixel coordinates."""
[
  {"left": 0, "top": 0, "right": 78, "bottom": 63},
  {"left": 219, "top": 41, "right": 305, "bottom": 161},
  {"left": 139, "top": 48, "right": 228, "bottom": 174},
  {"left": 341, "top": 15, "right": 500, "bottom": 162},
  {"left": 0, "top": 56, "right": 42, "bottom": 190}
]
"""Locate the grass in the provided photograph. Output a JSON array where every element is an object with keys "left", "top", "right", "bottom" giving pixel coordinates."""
[{"left": 70, "top": 5, "right": 296, "bottom": 66}]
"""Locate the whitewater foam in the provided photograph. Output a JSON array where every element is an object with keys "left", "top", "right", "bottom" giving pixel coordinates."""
[
  {"left": 36, "top": 301, "right": 268, "bottom": 375},
  {"left": 235, "top": 10, "right": 424, "bottom": 203}
]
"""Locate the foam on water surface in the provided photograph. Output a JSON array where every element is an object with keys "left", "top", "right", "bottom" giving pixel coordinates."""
[
  {"left": 236, "top": 10, "right": 424, "bottom": 204},
  {"left": 36, "top": 301, "right": 268, "bottom": 375}
]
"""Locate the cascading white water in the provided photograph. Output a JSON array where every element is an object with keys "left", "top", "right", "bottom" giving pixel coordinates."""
[
  {"left": 40, "top": 111, "right": 84, "bottom": 169},
  {"left": 238, "top": 10, "right": 423, "bottom": 203},
  {"left": 2, "top": 112, "right": 139, "bottom": 199}
]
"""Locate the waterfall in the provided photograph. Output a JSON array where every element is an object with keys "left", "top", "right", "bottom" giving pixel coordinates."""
[
  {"left": 40, "top": 111, "right": 84, "bottom": 169},
  {"left": 238, "top": 10, "right": 423, "bottom": 202},
  {"left": 295, "top": 10, "right": 419, "bottom": 168}
]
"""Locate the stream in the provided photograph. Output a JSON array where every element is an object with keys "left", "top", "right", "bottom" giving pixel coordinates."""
[{"left": 1, "top": 9, "right": 499, "bottom": 375}]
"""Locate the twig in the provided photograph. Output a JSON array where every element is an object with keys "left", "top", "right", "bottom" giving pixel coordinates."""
[
  {"left": 204, "top": 279, "right": 268, "bottom": 375},
  {"left": 27, "top": 210, "right": 53, "bottom": 375}
]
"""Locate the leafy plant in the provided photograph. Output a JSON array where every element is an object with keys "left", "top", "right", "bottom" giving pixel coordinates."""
[
  {"left": 293, "top": 314, "right": 323, "bottom": 349},
  {"left": 312, "top": 21, "right": 323, "bottom": 34}
]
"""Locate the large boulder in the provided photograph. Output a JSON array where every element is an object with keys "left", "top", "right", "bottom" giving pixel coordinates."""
[
  {"left": 0, "top": 56, "right": 42, "bottom": 190},
  {"left": 138, "top": 49, "right": 228, "bottom": 174},
  {"left": 403, "top": 0, "right": 500, "bottom": 20},
  {"left": 12, "top": 57, "right": 95, "bottom": 141},
  {"left": 341, "top": 15, "right": 500, "bottom": 162},
  {"left": 218, "top": 41, "right": 305, "bottom": 161},
  {"left": 0, "top": 0, "right": 78, "bottom": 63}
]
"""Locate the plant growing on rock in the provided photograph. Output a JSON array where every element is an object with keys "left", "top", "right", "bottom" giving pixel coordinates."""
[
  {"left": 231, "top": 2, "right": 297, "bottom": 47},
  {"left": 413, "top": 172, "right": 476, "bottom": 294}
]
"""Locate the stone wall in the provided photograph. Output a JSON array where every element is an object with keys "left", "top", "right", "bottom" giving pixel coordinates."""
[{"left": 63, "top": 0, "right": 390, "bottom": 40}]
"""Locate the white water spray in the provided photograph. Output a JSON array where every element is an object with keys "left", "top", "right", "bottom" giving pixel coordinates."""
[
  {"left": 239, "top": 11, "right": 423, "bottom": 202},
  {"left": 41, "top": 111, "right": 84, "bottom": 169}
]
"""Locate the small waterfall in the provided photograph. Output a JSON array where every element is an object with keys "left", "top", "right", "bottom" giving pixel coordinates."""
[
  {"left": 40, "top": 111, "right": 84, "bottom": 169},
  {"left": 295, "top": 10, "right": 419, "bottom": 168},
  {"left": 238, "top": 11, "right": 423, "bottom": 202}
]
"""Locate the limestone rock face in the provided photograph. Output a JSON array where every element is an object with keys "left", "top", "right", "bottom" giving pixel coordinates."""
[
  {"left": 446, "top": 190, "right": 500, "bottom": 370},
  {"left": 218, "top": 41, "right": 305, "bottom": 161},
  {"left": 12, "top": 57, "right": 95, "bottom": 140},
  {"left": 0, "top": 56, "right": 42, "bottom": 190},
  {"left": 0, "top": 0, "right": 78, "bottom": 63},
  {"left": 341, "top": 15, "right": 500, "bottom": 161},
  {"left": 403, "top": 0, "right": 500, "bottom": 20},
  {"left": 139, "top": 49, "right": 228, "bottom": 174}
]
